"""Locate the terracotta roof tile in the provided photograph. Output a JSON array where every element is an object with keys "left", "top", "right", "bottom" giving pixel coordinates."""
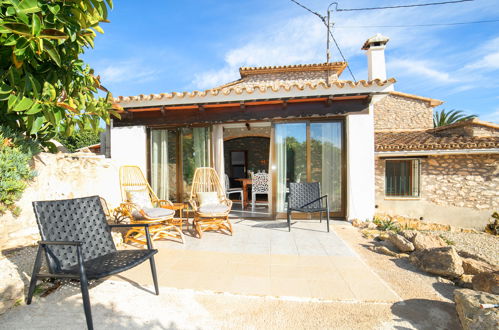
[{"left": 375, "top": 130, "right": 499, "bottom": 152}]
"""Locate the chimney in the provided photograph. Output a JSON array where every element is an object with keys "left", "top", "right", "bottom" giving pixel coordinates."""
[{"left": 362, "top": 33, "right": 389, "bottom": 81}]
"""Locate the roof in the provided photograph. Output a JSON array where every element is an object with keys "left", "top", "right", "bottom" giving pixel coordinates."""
[
  {"left": 389, "top": 91, "right": 444, "bottom": 107},
  {"left": 431, "top": 118, "right": 499, "bottom": 132},
  {"left": 115, "top": 78, "right": 397, "bottom": 107},
  {"left": 239, "top": 62, "right": 347, "bottom": 77},
  {"left": 375, "top": 130, "right": 499, "bottom": 152}
]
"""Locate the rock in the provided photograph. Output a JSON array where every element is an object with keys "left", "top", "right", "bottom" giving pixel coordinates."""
[
  {"left": 410, "top": 246, "right": 464, "bottom": 278},
  {"left": 454, "top": 289, "right": 499, "bottom": 330},
  {"left": 370, "top": 246, "right": 398, "bottom": 257},
  {"left": 437, "top": 276, "right": 455, "bottom": 285},
  {"left": 412, "top": 232, "right": 447, "bottom": 250},
  {"left": 400, "top": 230, "right": 417, "bottom": 242},
  {"left": 351, "top": 219, "right": 363, "bottom": 227},
  {"left": 456, "top": 275, "right": 474, "bottom": 289},
  {"left": 387, "top": 232, "right": 415, "bottom": 252},
  {"left": 472, "top": 271, "right": 499, "bottom": 294},
  {"left": 366, "top": 222, "right": 378, "bottom": 230},
  {"left": 0, "top": 258, "right": 25, "bottom": 315},
  {"left": 111, "top": 231, "right": 124, "bottom": 248},
  {"left": 360, "top": 229, "right": 380, "bottom": 239},
  {"left": 462, "top": 258, "right": 498, "bottom": 275}
]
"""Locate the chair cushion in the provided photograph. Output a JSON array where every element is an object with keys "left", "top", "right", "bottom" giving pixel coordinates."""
[
  {"left": 65, "top": 249, "right": 157, "bottom": 279},
  {"left": 126, "top": 189, "right": 153, "bottom": 209},
  {"left": 198, "top": 203, "right": 230, "bottom": 214},
  {"left": 142, "top": 207, "right": 175, "bottom": 219},
  {"left": 197, "top": 192, "right": 219, "bottom": 206}
]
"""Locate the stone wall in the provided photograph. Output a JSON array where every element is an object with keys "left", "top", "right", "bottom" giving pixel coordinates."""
[
  {"left": 375, "top": 154, "right": 499, "bottom": 228},
  {"left": 0, "top": 152, "right": 122, "bottom": 251},
  {"left": 224, "top": 137, "right": 270, "bottom": 176},
  {"left": 374, "top": 94, "right": 434, "bottom": 131}
]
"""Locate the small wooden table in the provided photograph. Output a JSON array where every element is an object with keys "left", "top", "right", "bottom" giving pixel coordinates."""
[
  {"left": 235, "top": 178, "right": 252, "bottom": 208},
  {"left": 162, "top": 203, "right": 186, "bottom": 230}
]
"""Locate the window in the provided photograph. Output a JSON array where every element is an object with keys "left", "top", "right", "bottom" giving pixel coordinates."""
[{"left": 385, "top": 159, "right": 420, "bottom": 197}]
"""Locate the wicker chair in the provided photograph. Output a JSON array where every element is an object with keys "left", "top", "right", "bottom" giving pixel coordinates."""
[
  {"left": 118, "top": 165, "right": 184, "bottom": 245},
  {"left": 287, "top": 182, "right": 330, "bottom": 232},
  {"left": 189, "top": 167, "right": 233, "bottom": 238},
  {"left": 27, "top": 196, "right": 159, "bottom": 330}
]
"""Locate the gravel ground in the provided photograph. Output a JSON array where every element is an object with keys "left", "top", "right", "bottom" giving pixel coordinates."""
[{"left": 436, "top": 231, "right": 499, "bottom": 265}]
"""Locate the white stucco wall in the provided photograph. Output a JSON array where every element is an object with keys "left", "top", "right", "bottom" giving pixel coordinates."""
[
  {"left": 110, "top": 124, "right": 147, "bottom": 173},
  {"left": 346, "top": 109, "right": 375, "bottom": 221}
]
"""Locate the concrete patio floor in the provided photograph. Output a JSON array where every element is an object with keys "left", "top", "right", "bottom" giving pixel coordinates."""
[{"left": 113, "top": 219, "right": 401, "bottom": 302}]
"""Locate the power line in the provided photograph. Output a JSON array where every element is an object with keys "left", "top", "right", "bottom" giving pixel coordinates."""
[
  {"left": 329, "top": 30, "right": 357, "bottom": 82},
  {"left": 335, "top": 0, "right": 474, "bottom": 12},
  {"left": 334, "top": 18, "right": 499, "bottom": 28},
  {"left": 289, "top": 0, "right": 325, "bottom": 21}
]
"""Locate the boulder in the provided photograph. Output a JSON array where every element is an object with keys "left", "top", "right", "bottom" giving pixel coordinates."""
[
  {"left": 370, "top": 246, "right": 398, "bottom": 257},
  {"left": 412, "top": 232, "right": 447, "bottom": 250},
  {"left": 410, "top": 246, "right": 464, "bottom": 278},
  {"left": 351, "top": 219, "right": 363, "bottom": 228},
  {"left": 472, "top": 271, "right": 499, "bottom": 294},
  {"left": 454, "top": 289, "right": 499, "bottom": 330},
  {"left": 399, "top": 230, "right": 417, "bottom": 242},
  {"left": 0, "top": 258, "right": 25, "bottom": 315},
  {"left": 462, "top": 258, "right": 498, "bottom": 275},
  {"left": 387, "top": 232, "right": 415, "bottom": 252},
  {"left": 456, "top": 275, "right": 474, "bottom": 289}
]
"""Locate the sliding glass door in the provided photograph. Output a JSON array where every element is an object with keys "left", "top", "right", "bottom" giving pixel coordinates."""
[
  {"left": 275, "top": 121, "right": 344, "bottom": 216},
  {"left": 150, "top": 127, "right": 211, "bottom": 202}
]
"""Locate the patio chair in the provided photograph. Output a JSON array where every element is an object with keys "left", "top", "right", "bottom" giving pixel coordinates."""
[
  {"left": 27, "top": 196, "right": 159, "bottom": 330},
  {"left": 118, "top": 165, "right": 184, "bottom": 244},
  {"left": 189, "top": 167, "right": 233, "bottom": 238},
  {"left": 225, "top": 174, "right": 244, "bottom": 206},
  {"left": 287, "top": 182, "right": 330, "bottom": 232},
  {"left": 251, "top": 172, "right": 269, "bottom": 212}
]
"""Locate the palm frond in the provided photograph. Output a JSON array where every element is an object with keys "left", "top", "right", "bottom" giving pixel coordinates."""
[{"left": 433, "top": 109, "right": 477, "bottom": 127}]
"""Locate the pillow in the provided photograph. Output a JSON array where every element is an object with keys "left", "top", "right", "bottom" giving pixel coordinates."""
[
  {"left": 126, "top": 189, "right": 153, "bottom": 209},
  {"left": 197, "top": 192, "right": 219, "bottom": 207}
]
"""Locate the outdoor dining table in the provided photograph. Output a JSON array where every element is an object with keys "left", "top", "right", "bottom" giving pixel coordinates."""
[{"left": 235, "top": 178, "right": 252, "bottom": 208}]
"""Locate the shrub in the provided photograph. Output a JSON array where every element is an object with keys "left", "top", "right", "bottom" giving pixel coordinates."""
[
  {"left": 373, "top": 216, "right": 400, "bottom": 232},
  {"left": 56, "top": 129, "right": 101, "bottom": 152},
  {"left": 0, "top": 125, "right": 40, "bottom": 216}
]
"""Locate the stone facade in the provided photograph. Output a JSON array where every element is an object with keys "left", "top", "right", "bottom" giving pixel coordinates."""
[
  {"left": 224, "top": 137, "right": 270, "bottom": 176},
  {"left": 0, "top": 152, "right": 122, "bottom": 252},
  {"left": 374, "top": 94, "right": 433, "bottom": 131},
  {"left": 375, "top": 154, "right": 499, "bottom": 228}
]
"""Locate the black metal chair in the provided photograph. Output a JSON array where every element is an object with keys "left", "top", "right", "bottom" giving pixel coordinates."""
[
  {"left": 27, "top": 196, "right": 160, "bottom": 330},
  {"left": 287, "top": 182, "right": 330, "bottom": 232}
]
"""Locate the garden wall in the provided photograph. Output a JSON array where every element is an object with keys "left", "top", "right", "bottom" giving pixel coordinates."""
[
  {"left": 375, "top": 154, "right": 499, "bottom": 229},
  {"left": 0, "top": 152, "right": 122, "bottom": 252}
]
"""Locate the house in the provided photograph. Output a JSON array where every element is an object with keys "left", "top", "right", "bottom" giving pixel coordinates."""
[{"left": 110, "top": 34, "right": 498, "bottom": 228}]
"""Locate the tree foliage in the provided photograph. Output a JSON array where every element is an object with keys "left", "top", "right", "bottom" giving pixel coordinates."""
[
  {"left": 56, "top": 128, "right": 101, "bottom": 152},
  {"left": 0, "top": 0, "right": 120, "bottom": 150},
  {"left": 433, "top": 109, "right": 477, "bottom": 127}
]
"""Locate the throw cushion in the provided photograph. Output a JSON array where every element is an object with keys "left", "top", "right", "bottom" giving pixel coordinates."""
[
  {"left": 197, "top": 192, "right": 219, "bottom": 206},
  {"left": 126, "top": 189, "right": 153, "bottom": 209},
  {"left": 198, "top": 204, "right": 230, "bottom": 214}
]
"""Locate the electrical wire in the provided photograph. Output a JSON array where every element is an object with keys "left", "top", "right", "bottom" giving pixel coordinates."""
[
  {"left": 328, "top": 29, "right": 356, "bottom": 82},
  {"left": 334, "top": 18, "right": 499, "bottom": 28},
  {"left": 289, "top": 0, "right": 325, "bottom": 20},
  {"left": 335, "top": 0, "right": 474, "bottom": 12}
]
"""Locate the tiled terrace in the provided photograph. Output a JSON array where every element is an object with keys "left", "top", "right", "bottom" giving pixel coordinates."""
[{"left": 113, "top": 219, "right": 400, "bottom": 302}]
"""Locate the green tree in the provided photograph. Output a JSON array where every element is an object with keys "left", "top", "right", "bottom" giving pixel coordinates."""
[
  {"left": 0, "top": 0, "right": 120, "bottom": 150},
  {"left": 56, "top": 128, "right": 101, "bottom": 152},
  {"left": 433, "top": 109, "right": 477, "bottom": 127}
]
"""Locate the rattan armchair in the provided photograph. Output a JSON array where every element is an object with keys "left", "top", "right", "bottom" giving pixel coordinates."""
[
  {"left": 118, "top": 165, "right": 184, "bottom": 245},
  {"left": 287, "top": 182, "right": 330, "bottom": 232},
  {"left": 28, "top": 196, "right": 159, "bottom": 330},
  {"left": 189, "top": 167, "right": 233, "bottom": 238}
]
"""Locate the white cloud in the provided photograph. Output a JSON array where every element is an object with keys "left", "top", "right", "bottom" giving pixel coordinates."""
[
  {"left": 99, "top": 59, "right": 158, "bottom": 85},
  {"left": 389, "top": 59, "right": 460, "bottom": 84},
  {"left": 465, "top": 37, "right": 499, "bottom": 70}
]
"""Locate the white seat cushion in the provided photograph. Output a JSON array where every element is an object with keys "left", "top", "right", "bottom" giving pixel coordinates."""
[
  {"left": 140, "top": 207, "right": 175, "bottom": 219},
  {"left": 198, "top": 203, "right": 230, "bottom": 214}
]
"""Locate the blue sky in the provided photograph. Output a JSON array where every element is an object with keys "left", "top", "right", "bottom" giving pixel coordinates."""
[{"left": 83, "top": 0, "right": 499, "bottom": 123}]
